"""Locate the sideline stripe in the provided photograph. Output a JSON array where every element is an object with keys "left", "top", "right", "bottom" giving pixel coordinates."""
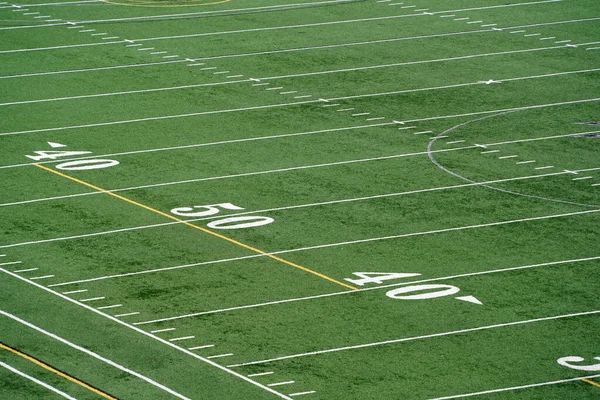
[
  {"left": 0, "top": 342, "right": 117, "bottom": 399},
  {"left": 426, "top": 374, "right": 600, "bottom": 400},
  {"left": 0, "top": 270, "right": 294, "bottom": 400},
  {"left": 0, "top": 361, "right": 77, "bottom": 400},
  {"left": 582, "top": 378, "right": 600, "bottom": 388},
  {"left": 33, "top": 164, "right": 356, "bottom": 291},
  {"left": 226, "top": 310, "right": 600, "bottom": 367},
  {"left": 0, "top": 310, "right": 189, "bottom": 399}
]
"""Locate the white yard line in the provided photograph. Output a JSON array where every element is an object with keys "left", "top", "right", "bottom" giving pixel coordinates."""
[
  {"left": 3, "top": 64, "right": 597, "bottom": 109},
  {"left": 425, "top": 374, "right": 600, "bottom": 400},
  {"left": 134, "top": 255, "right": 600, "bottom": 325},
  {"left": 0, "top": 271, "right": 295, "bottom": 400},
  {"left": 226, "top": 310, "right": 600, "bottom": 367},
  {"left": 2, "top": 87, "right": 599, "bottom": 139},
  {"left": 0, "top": 309, "right": 191, "bottom": 399},
  {"left": 0, "top": 40, "right": 125, "bottom": 54},
  {"left": 0, "top": 122, "right": 396, "bottom": 171},
  {"left": 0, "top": 361, "right": 77, "bottom": 400},
  {"left": 0, "top": 0, "right": 362, "bottom": 30},
  {"left": 39, "top": 206, "right": 600, "bottom": 288}
]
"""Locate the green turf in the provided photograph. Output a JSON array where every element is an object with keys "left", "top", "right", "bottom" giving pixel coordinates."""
[{"left": 1, "top": 0, "right": 600, "bottom": 399}]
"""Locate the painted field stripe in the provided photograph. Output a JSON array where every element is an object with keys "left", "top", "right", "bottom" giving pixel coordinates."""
[
  {"left": 188, "top": 344, "right": 215, "bottom": 350},
  {"left": 151, "top": 328, "right": 176, "bottom": 333},
  {"left": 6, "top": 167, "right": 600, "bottom": 252},
  {"left": 0, "top": 122, "right": 395, "bottom": 170},
  {"left": 0, "top": 40, "right": 124, "bottom": 54},
  {"left": 62, "top": 289, "right": 87, "bottom": 295},
  {"left": 0, "top": 342, "right": 115, "bottom": 399},
  {"left": 248, "top": 371, "right": 274, "bottom": 377},
  {"left": 426, "top": 374, "right": 600, "bottom": 400},
  {"left": 97, "top": 304, "right": 122, "bottom": 310},
  {"left": 207, "top": 353, "right": 234, "bottom": 359},
  {"left": 114, "top": 312, "right": 139, "bottom": 318},
  {"left": 0, "top": 281, "right": 293, "bottom": 400},
  {"left": 289, "top": 391, "right": 316, "bottom": 397},
  {"left": 268, "top": 381, "right": 295, "bottom": 387},
  {"left": 169, "top": 336, "right": 195, "bottom": 342},
  {"left": 135, "top": 255, "right": 600, "bottom": 325},
  {"left": 0, "top": 60, "right": 186, "bottom": 79},
  {"left": 226, "top": 310, "right": 600, "bottom": 367},
  {"left": 0, "top": 78, "right": 249, "bottom": 107},
  {"left": 3, "top": 91, "right": 599, "bottom": 139},
  {"left": 0, "top": 310, "right": 190, "bottom": 399},
  {"left": 34, "top": 164, "right": 356, "bottom": 291},
  {"left": 0, "top": 361, "right": 77, "bottom": 400}
]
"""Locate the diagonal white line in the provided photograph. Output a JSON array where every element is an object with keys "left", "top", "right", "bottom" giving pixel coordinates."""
[
  {"left": 39, "top": 207, "right": 600, "bottom": 287},
  {"left": 226, "top": 310, "right": 600, "bottom": 367},
  {"left": 425, "top": 373, "right": 600, "bottom": 400},
  {"left": 0, "top": 309, "right": 191, "bottom": 399},
  {"left": 0, "top": 361, "right": 77, "bottom": 400},
  {"left": 0, "top": 269, "right": 294, "bottom": 400},
  {"left": 134, "top": 255, "right": 600, "bottom": 325}
]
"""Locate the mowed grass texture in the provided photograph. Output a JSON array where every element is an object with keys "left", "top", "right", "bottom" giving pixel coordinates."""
[{"left": 1, "top": 0, "right": 600, "bottom": 399}]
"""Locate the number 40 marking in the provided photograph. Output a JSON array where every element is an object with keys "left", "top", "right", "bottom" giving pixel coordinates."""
[{"left": 344, "top": 272, "right": 482, "bottom": 304}]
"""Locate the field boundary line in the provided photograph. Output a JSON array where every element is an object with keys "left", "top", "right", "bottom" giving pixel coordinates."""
[
  {"left": 0, "top": 310, "right": 193, "bottom": 399},
  {"left": 0, "top": 361, "right": 77, "bottom": 400},
  {"left": 0, "top": 269, "right": 294, "bottom": 400},
  {"left": 3, "top": 45, "right": 593, "bottom": 108},
  {"left": 425, "top": 373, "right": 600, "bottom": 400},
  {"left": 4, "top": 166, "right": 600, "bottom": 250},
  {"left": 135, "top": 255, "right": 600, "bottom": 324},
  {"left": 1, "top": 340, "right": 118, "bottom": 399},
  {"left": 33, "top": 164, "right": 357, "bottom": 291},
  {"left": 226, "top": 310, "right": 600, "bottom": 367}
]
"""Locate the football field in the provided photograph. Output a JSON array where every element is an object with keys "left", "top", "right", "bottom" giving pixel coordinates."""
[{"left": 1, "top": 0, "right": 600, "bottom": 398}]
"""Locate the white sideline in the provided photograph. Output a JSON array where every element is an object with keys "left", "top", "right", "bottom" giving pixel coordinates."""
[
  {"left": 226, "top": 310, "right": 600, "bottom": 367},
  {"left": 0, "top": 269, "right": 294, "bottom": 400},
  {"left": 0, "top": 309, "right": 192, "bottom": 399},
  {"left": 0, "top": 361, "right": 77, "bottom": 400}
]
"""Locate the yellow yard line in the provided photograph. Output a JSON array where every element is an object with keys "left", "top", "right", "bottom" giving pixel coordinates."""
[
  {"left": 582, "top": 378, "right": 600, "bottom": 388},
  {"left": 0, "top": 342, "right": 117, "bottom": 399},
  {"left": 35, "top": 164, "right": 357, "bottom": 291}
]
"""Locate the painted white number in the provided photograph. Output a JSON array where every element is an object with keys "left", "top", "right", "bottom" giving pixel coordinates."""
[
  {"left": 557, "top": 356, "right": 600, "bottom": 371},
  {"left": 345, "top": 272, "right": 421, "bottom": 286},
  {"left": 386, "top": 284, "right": 460, "bottom": 300},
  {"left": 55, "top": 159, "right": 120, "bottom": 171},
  {"left": 26, "top": 150, "right": 92, "bottom": 161},
  {"left": 171, "top": 203, "right": 244, "bottom": 217},
  {"left": 207, "top": 216, "right": 274, "bottom": 230}
]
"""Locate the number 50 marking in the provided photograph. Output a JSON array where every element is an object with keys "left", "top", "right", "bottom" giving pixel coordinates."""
[{"left": 171, "top": 203, "right": 273, "bottom": 230}]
